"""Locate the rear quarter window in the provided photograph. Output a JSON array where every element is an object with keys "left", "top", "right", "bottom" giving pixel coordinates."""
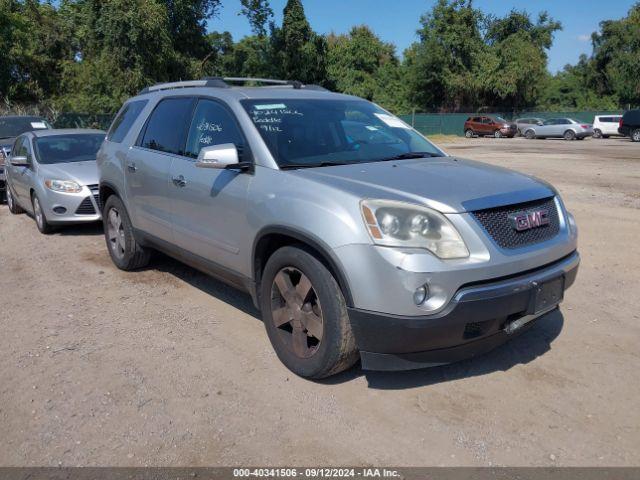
[{"left": 107, "top": 100, "right": 148, "bottom": 143}]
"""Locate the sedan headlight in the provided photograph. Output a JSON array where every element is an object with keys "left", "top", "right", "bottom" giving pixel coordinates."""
[
  {"left": 361, "top": 199, "right": 469, "bottom": 259},
  {"left": 44, "top": 179, "right": 82, "bottom": 193}
]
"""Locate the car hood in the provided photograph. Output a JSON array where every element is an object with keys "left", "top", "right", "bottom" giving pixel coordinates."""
[
  {"left": 38, "top": 160, "right": 99, "bottom": 186},
  {"left": 290, "top": 157, "right": 554, "bottom": 214}
]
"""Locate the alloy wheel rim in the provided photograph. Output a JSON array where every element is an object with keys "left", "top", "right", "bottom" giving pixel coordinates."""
[
  {"left": 107, "top": 207, "right": 126, "bottom": 260},
  {"left": 34, "top": 197, "right": 43, "bottom": 229},
  {"left": 7, "top": 189, "right": 13, "bottom": 209},
  {"left": 270, "top": 267, "right": 323, "bottom": 359},
  {"left": 633, "top": 130, "right": 640, "bottom": 142}
]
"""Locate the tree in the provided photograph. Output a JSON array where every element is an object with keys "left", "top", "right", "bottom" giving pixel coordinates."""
[
  {"left": 592, "top": 2, "right": 640, "bottom": 106},
  {"left": 239, "top": 0, "right": 272, "bottom": 37},
  {"left": 271, "top": 0, "right": 327, "bottom": 84},
  {"left": 326, "top": 25, "right": 408, "bottom": 112}
]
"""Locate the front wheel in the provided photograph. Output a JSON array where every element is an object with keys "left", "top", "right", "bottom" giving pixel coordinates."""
[
  {"left": 494, "top": 130, "right": 502, "bottom": 138},
  {"left": 564, "top": 130, "right": 576, "bottom": 141},
  {"left": 32, "top": 193, "right": 53, "bottom": 234},
  {"left": 593, "top": 129, "right": 602, "bottom": 139},
  {"left": 260, "top": 246, "right": 358, "bottom": 379},
  {"left": 103, "top": 195, "right": 151, "bottom": 271},
  {"left": 632, "top": 128, "right": 640, "bottom": 142},
  {"left": 464, "top": 129, "right": 474, "bottom": 138},
  {"left": 7, "top": 187, "right": 24, "bottom": 214}
]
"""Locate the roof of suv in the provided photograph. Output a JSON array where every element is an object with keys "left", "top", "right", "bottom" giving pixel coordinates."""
[{"left": 132, "top": 78, "right": 359, "bottom": 103}]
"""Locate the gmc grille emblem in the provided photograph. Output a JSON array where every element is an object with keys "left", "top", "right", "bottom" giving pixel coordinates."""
[{"left": 509, "top": 209, "right": 550, "bottom": 231}]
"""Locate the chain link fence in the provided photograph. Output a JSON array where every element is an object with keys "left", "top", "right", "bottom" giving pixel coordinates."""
[{"left": 399, "top": 110, "right": 626, "bottom": 136}]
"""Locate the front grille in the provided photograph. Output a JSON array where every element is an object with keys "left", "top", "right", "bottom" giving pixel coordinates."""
[
  {"left": 75, "top": 196, "right": 96, "bottom": 215},
  {"left": 472, "top": 197, "right": 560, "bottom": 249}
]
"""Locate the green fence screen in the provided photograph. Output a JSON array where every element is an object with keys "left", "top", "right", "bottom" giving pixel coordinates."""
[{"left": 399, "top": 111, "right": 625, "bottom": 137}]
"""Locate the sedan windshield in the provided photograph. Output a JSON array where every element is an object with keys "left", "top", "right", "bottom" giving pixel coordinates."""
[
  {"left": 34, "top": 134, "right": 105, "bottom": 164},
  {"left": 0, "top": 117, "right": 51, "bottom": 139},
  {"left": 241, "top": 99, "right": 444, "bottom": 168}
]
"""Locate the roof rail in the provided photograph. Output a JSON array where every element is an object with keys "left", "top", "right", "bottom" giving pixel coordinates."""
[{"left": 138, "top": 77, "right": 329, "bottom": 95}]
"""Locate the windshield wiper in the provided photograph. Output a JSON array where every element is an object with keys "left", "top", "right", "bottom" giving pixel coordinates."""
[
  {"left": 374, "top": 151, "right": 443, "bottom": 162},
  {"left": 280, "top": 161, "right": 353, "bottom": 170}
]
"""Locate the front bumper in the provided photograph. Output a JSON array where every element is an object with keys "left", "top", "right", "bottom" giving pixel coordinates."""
[
  {"left": 40, "top": 185, "right": 102, "bottom": 224},
  {"left": 349, "top": 250, "right": 579, "bottom": 371}
]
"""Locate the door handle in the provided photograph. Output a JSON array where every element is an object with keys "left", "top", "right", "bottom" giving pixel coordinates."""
[
  {"left": 172, "top": 175, "right": 187, "bottom": 187},
  {"left": 126, "top": 161, "right": 137, "bottom": 172}
]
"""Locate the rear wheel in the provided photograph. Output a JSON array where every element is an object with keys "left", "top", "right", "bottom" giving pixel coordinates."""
[
  {"left": 632, "top": 128, "right": 640, "bottom": 142},
  {"left": 6, "top": 187, "right": 24, "bottom": 214},
  {"left": 564, "top": 130, "right": 576, "bottom": 141},
  {"left": 464, "top": 129, "right": 474, "bottom": 138},
  {"left": 32, "top": 193, "right": 53, "bottom": 234},
  {"left": 593, "top": 129, "right": 602, "bottom": 139},
  {"left": 103, "top": 195, "right": 151, "bottom": 271},
  {"left": 494, "top": 130, "right": 502, "bottom": 138},
  {"left": 260, "top": 246, "right": 358, "bottom": 379},
  {"left": 525, "top": 129, "right": 536, "bottom": 140}
]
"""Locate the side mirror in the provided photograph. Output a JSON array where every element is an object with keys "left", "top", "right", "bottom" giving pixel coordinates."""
[
  {"left": 196, "top": 144, "right": 240, "bottom": 169},
  {"left": 11, "top": 155, "right": 29, "bottom": 166}
]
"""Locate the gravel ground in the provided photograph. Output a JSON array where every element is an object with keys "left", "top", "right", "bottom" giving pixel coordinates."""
[{"left": 0, "top": 137, "right": 638, "bottom": 467}]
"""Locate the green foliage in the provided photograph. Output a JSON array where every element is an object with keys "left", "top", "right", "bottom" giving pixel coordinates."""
[{"left": 0, "top": 0, "right": 636, "bottom": 115}]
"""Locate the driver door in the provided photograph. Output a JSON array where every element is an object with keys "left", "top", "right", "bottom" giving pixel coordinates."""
[
  {"left": 169, "top": 98, "right": 252, "bottom": 272},
  {"left": 8, "top": 136, "right": 33, "bottom": 204}
]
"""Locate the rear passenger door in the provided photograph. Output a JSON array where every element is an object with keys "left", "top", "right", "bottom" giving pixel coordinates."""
[
  {"left": 125, "top": 96, "right": 195, "bottom": 243},
  {"left": 169, "top": 98, "right": 252, "bottom": 273}
]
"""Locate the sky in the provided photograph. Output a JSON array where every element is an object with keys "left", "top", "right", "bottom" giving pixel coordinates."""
[{"left": 207, "top": 0, "right": 637, "bottom": 73}]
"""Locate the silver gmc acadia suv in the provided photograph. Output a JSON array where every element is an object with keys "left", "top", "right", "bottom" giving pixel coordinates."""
[{"left": 98, "top": 77, "right": 579, "bottom": 379}]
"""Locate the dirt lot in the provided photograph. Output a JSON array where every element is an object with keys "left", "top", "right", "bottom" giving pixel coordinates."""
[{"left": 0, "top": 137, "right": 639, "bottom": 467}]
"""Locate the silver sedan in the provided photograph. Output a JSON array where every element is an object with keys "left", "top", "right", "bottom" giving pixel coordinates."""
[
  {"left": 4, "top": 129, "right": 105, "bottom": 233},
  {"left": 523, "top": 118, "right": 593, "bottom": 140}
]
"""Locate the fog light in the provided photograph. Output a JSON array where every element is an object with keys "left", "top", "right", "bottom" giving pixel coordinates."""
[
  {"left": 413, "top": 285, "right": 429, "bottom": 305},
  {"left": 53, "top": 206, "right": 67, "bottom": 214}
]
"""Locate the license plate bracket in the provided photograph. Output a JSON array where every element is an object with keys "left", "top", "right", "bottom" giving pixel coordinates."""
[{"left": 529, "top": 276, "right": 565, "bottom": 315}]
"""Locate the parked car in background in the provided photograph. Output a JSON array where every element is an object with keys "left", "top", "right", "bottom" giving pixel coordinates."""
[
  {"left": 618, "top": 110, "right": 640, "bottom": 142},
  {"left": 515, "top": 117, "right": 543, "bottom": 136},
  {"left": 98, "top": 77, "right": 579, "bottom": 379},
  {"left": 5, "top": 129, "right": 105, "bottom": 233},
  {"left": 0, "top": 115, "right": 52, "bottom": 202},
  {"left": 592, "top": 115, "right": 623, "bottom": 139},
  {"left": 464, "top": 116, "right": 517, "bottom": 138},
  {"left": 523, "top": 118, "right": 593, "bottom": 140}
]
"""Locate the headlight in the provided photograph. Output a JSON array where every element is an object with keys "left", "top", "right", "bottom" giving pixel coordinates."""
[
  {"left": 361, "top": 199, "right": 469, "bottom": 259},
  {"left": 44, "top": 179, "right": 82, "bottom": 193}
]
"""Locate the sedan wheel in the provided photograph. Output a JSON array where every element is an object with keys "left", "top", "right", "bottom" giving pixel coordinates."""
[
  {"left": 525, "top": 130, "right": 536, "bottom": 140},
  {"left": 564, "top": 130, "right": 576, "bottom": 141},
  {"left": 106, "top": 207, "right": 126, "bottom": 260},
  {"left": 32, "top": 194, "right": 53, "bottom": 234},
  {"left": 271, "top": 267, "right": 324, "bottom": 359}
]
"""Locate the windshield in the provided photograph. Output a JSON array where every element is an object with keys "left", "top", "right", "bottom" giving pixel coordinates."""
[
  {"left": 241, "top": 99, "right": 444, "bottom": 168},
  {"left": 0, "top": 117, "right": 51, "bottom": 139},
  {"left": 34, "top": 134, "right": 105, "bottom": 164}
]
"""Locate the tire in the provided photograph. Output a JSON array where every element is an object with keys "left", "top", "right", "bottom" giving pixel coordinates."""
[
  {"left": 564, "top": 130, "right": 576, "bottom": 141},
  {"left": 525, "top": 129, "right": 536, "bottom": 140},
  {"left": 103, "top": 195, "right": 151, "bottom": 271},
  {"left": 464, "top": 129, "right": 474, "bottom": 138},
  {"left": 593, "top": 129, "right": 602, "bottom": 139},
  {"left": 6, "top": 187, "right": 24, "bottom": 214},
  {"left": 494, "top": 130, "right": 502, "bottom": 138},
  {"left": 632, "top": 128, "right": 640, "bottom": 142},
  {"left": 32, "top": 193, "right": 53, "bottom": 234},
  {"left": 260, "top": 245, "right": 358, "bottom": 379}
]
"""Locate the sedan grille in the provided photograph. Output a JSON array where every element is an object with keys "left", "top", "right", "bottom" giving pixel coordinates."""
[
  {"left": 75, "top": 196, "right": 96, "bottom": 215},
  {"left": 471, "top": 197, "right": 560, "bottom": 249}
]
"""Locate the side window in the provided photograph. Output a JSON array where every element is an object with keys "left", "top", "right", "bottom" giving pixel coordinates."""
[
  {"left": 184, "top": 99, "right": 244, "bottom": 159},
  {"left": 107, "top": 100, "right": 148, "bottom": 143},
  {"left": 13, "top": 137, "right": 29, "bottom": 158},
  {"left": 140, "top": 97, "right": 195, "bottom": 155},
  {"left": 482, "top": 117, "right": 492, "bottom": 124}
]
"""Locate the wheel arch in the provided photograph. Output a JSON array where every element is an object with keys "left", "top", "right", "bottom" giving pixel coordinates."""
[
  {"left": 99, "top": 182, "right": 121, "bottom": 213},
  {"left": 252, "top": 226, "right": 354, "bottom": 308}
]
